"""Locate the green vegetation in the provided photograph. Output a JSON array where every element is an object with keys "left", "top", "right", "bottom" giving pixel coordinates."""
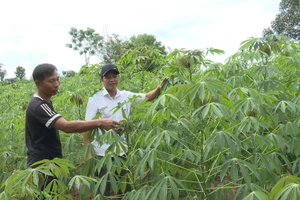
[
  {"left": 263, "top": 0, "right": 300, "bottom": 41},
  {"left": 1, "top": 34, "right": 300, "bottom": 200}
]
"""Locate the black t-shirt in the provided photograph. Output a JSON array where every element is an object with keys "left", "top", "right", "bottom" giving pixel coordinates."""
[{"left": 25, "top": 95, "right": 63, "bottom": 167}]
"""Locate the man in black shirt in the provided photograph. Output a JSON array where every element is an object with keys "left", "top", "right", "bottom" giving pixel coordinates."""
[
  {"left": 25, "top": 63, "right": 119, "bottom": 167},
  {"left": 26, "top": 95, "right": 63, "bottom": 166}
]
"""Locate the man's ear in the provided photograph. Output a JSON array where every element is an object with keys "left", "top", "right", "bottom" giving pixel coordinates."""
[{"left": 34, "top": 80, "right": 40, "bottom": 87}]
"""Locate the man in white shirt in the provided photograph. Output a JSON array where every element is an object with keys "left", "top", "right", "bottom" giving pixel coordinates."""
[{"left": 82, "top": 64, "right": 168, "bottom": 197}]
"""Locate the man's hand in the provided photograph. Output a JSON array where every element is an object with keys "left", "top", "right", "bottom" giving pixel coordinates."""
[
  {"left": 158, "top": 77, "right": 169, "bottom": 89},
  {"left": 114, "top": 127, "right": 124, "bottom": 135},
  {"left": 145, "top": 77, "right": 170, "bottom": 101},
  {"left": 97, "top": 118, "right": 119, "bottom": 130}
]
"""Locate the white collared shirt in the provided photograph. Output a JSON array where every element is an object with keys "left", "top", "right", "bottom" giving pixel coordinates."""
[{"left": 85, "top": 88, "right": 146, "bottom": 156}]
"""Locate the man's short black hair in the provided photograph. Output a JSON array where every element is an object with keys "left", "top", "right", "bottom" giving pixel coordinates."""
[{"left": 32, "top": 63, "right": 57, "bottom": 81}]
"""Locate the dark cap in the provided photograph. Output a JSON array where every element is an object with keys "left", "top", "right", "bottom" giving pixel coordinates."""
[{"left": 100, "top": 64, "right": 119, "bottom": 76}]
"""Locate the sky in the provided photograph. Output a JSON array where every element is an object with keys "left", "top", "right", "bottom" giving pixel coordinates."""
[{"left": 0, "top": 0, "right": 281, "bottom": 79}]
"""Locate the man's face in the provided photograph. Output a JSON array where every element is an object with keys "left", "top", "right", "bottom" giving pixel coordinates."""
[
  {"left": 36, "top": 70, "right": 60, "bottom": 97},
  {"left": 101, "top": 71, "right": 119, "bottom": 91}
]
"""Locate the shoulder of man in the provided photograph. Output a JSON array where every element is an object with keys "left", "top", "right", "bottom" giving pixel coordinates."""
[
  {"left": 27, "top": 96, "right": 44, "bottom": 110},
  {"left": 90, "top": 90, "right": 105, "bottom": 99},
  {"left": 119, "top": 90, "right": 135, "bottom": 95},
  {"left": 119, "top": 90, "right": 146, "bottom": 100}
]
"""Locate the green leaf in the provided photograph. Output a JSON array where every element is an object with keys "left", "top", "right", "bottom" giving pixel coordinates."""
[
  {"left": 32, "top": 170, "right": 39, "bottom": 186},
  {"left": 169, "top": 178, "right": 179, "bottom": 200},
  {"left": 99, "top": 174, "right": 108, "bottom": 195},
  {"left": 199, "top": 84, "right": 206, "bottom": 101},
  {"left": 109, "top": 173, "right": 118, "bottom": 194},
  {"left": 230, "top": 159, "right": 238, "bottom": 184},
  {"left": 212, "top": 103, "right": 222, "bottom": 117},
  {"left": 242, "top": 190, "right": 269, "bottom": 200},
  {"left": 240, "top": 164, "right": 251, "bottom": 186},
  {"left": 220, "top": 160, "right": 231, "bottom": 181},
  {"left": 201, "top": 104, "right": 210, "bottom": 119},
  {"left": 160, "top": 179, "right": 167, "bottom": 200}
]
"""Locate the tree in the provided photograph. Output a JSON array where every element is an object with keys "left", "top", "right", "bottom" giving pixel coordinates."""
[
  {"left": 66, "top": 27, "right": 104, "bottom": 66},
  {"left": 4, "top": 78, "right": 17, "bottom": 85},
  {"left": 123, "top": 33, "right": 167, "bottom": 54},
  {"left": 15, "top": 66, "right": 26, "bottom": 80},
  {"left": 0, "top": 63, "right": 7, "bottom": 82},
  {"left": 100, "top": 33, "right": 168, "bottom": 65},
  {"left": 263, "top": 0, "right": 300, "bottom": 41},
  {"left": 119, "top": 34, "right": 168, "bottom": 72},
  {"left": 62, "top": 70, "right": 76, "bottom": 77},
  {"left": 100, "top": 33, "right": 124, "bottom": 64}
]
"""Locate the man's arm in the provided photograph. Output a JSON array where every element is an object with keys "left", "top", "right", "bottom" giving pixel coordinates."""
[
  {"left": 82, "top": 131, "right": 92, "bottom": 159},
  {"left": 82, "top": 131, "right": 91, "bottom": 146},
  {"left": 81, "top": 97, "right": 101, "bottom": 159},
  {"left": 53, "top": 117, "right": 118, "bottom": 133},
  {"left": 146, "top": 77, "right": 169, "bottom": 101}
]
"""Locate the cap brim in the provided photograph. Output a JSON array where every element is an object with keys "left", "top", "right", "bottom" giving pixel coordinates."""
[{"left": 101, "top": 69, "right": 119, "bottom": 76}]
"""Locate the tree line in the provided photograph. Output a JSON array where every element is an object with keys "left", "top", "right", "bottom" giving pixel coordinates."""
[
  {"left": 65, "top": 0, "right": 299, "bottom": 69},
  {"left": 65, "top": 29, "right": 167, "bottom": 68},
  {"left": 0, "top": 64, "right": 26, "bottom": 84}
]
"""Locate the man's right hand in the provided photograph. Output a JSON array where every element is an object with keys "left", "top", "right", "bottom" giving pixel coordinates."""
[{"left": 97, "top": 118, "right": 119, "bottom": 130}]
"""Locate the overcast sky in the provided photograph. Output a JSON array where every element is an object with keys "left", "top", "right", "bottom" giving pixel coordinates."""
[{"left": 0, "top": 0, "right": 281, "bottom": 79}]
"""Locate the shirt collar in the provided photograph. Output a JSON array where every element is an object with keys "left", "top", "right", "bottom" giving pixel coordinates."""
[
  {"left": 33, "top": 94, "right": 43, "bottom": 100},
  {"left": 103, "top": 88, "right": 120, "bottom": 98},
  {"left": 33, "top": 94, "right": 52, "bottom": 103}
]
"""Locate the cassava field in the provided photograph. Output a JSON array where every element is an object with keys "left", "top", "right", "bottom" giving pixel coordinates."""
[{"left": 1, "top": 34, "right": 300, "bottom": 200}]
